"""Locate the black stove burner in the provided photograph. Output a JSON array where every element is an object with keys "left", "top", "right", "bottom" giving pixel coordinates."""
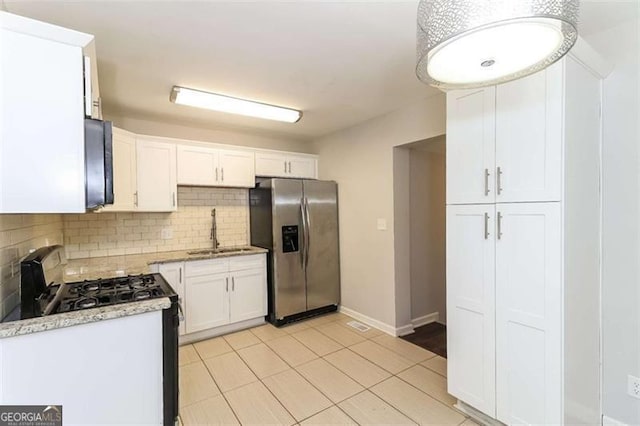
[{"left": 55, "top": 274, "right": 171, "bottom": 314}]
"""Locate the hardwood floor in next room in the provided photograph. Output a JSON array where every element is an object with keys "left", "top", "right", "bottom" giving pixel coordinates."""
[{"left": 401, "top": 322, "right": 447, "bottom": 358}]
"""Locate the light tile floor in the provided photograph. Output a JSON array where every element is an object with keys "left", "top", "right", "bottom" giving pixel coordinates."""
[{"left": 179, "top": 312, "right": 477, "bottom": 425}]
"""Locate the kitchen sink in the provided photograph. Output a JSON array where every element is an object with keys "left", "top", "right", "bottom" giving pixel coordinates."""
[{"left": 187, "top": 247, "right": 254, "bottom": 256}]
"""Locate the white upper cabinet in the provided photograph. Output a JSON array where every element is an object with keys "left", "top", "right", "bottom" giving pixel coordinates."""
[
  {"left": 0, "top": 12, "right": 93, "bottom": 213},
  {"left": 217, "top": 149, "right": 255, "bottom": 187},
  {"left": 495, "top": 202, "right": 562, "bottom": 425},
  {"left": 177, "top": 145, "right": 219, "bottom": 186},
  {"left": 495, "top": 64, "right": 563, "bottom": 203},
  {"left": 103, "top": 127, "right": 137, "bottom": 212},
  {"left": 177, "top": 145, "right": 255, "bottom": 188},
  {"left": 446, "top": 204, "right": 496, "bottom": 418},
  {"left": 255, "top": 152, "right": 317, "bottom": 179},
  {"left": 446, "top": 87, "right": 496, "bottom": 205},
  {"left": 136, "top": 138, "right": 177, "bottom": 212}
]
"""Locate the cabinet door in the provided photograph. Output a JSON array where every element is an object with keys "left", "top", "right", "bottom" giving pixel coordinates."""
[
  {"left": 185, "top": 273, "right": 229, "bottom": 333},
  {"left": 176, "top": 145, "right": 218, "bottom": 186},
  {"left": 288, "top": 156, "right": 317, "bottom": 179},
  {"left": 157, "top": 262, "right": 186, "bottom": 335},
  {"left": 446, "top": 87, "right": 496, "bottom": 205},
  {"left": 103, "top": 127, "right": 137, "bottom": 211},
  {"left": 495, "top": 64, "right": 562, "bottom": 202},
  {"left": 255, "top": 153, "right": 289, "bottom": 177},
  {"left": 229, "top": 268, "right": 267, "bottom": 323},
  {"left": 495, "top": 203, "right": 561, "bottom": 425},
  {"left": 136, "top": 138, "right": 177, "bottom": 212},
  {"left": 446, "top": 204, "right": 496, "bottom": 417},
  {"left": 218, "top": 149, "right": 255, "bottom": 187}
]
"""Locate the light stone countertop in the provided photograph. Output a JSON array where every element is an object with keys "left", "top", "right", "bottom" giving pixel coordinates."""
[{"left": 0, "top": 246, "right": 267, "bottom": 338}]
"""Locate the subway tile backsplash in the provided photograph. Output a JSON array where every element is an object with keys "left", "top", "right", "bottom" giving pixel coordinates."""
[
  {"left": 63, "top": 186, "right": 249, "bottom": 260},
  {"left": 0, "top": 214, "right": 64, "bottom": 319}
]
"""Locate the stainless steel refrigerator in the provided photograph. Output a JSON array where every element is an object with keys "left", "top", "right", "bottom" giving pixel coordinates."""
[{"left": 250, "top": 178, "right": 340, "bottom": 326}]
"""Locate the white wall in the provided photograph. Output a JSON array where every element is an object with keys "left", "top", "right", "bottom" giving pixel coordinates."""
[
  {"left": 408, "top": 139, "right": 446, "bottom": 323},
  {"left": 104, "top": 113, "right": 313, "bottom": 154},
  {"left": 313, "top": 94, "right": 445, "bottom": 331},
  {"left": 584, "top": 10, "right": 640, "bottom": 426}
]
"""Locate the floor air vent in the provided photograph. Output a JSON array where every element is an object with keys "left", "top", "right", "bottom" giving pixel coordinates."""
[{"left": 346, "top": 321, "right": 370, "bottom": 332}]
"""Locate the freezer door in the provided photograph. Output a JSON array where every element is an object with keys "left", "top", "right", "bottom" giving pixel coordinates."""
[
  {"left": 272, "top": 179, "right": 307, "bottom": 319},
  {"left": 303, "top": 180, "right": 340, "bottom": 310}
]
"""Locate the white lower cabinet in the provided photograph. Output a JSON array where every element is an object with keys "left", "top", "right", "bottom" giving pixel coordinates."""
[{"left": 153, "top": 254, "right": 267, "bottom": 336}]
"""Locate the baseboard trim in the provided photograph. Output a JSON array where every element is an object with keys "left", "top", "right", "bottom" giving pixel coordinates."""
[
  {"left": 454, "top": 401, "right": 503, "bottom": 426},
  {"left": 179, "top": 317, "right": 265, "bottom": 345},
  {"left": 603, "top": 415, "right": 629, "bottom": 426},
  {"left": 412, "top": 312, "right": 439, "bottom": 328},
  {"left": 338, "top": 306, "right": 414, "bottom": 337}
]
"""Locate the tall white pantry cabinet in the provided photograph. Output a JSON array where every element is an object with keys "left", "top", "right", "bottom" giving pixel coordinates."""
[{"left": 446, "top": 43, "right": 609, "bottom": 425}]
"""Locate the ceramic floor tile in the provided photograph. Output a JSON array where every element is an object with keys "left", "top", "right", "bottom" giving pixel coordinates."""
[
  {"left": 300, "top": 406, "right": 357, "bottom": 425},
  {"left": 203, "top": 351, "right": 258, "bottom": 392},
  {"left": 349, "top": 340, "right": 414, "bottom": 374},
  {"left": 338, "top": 390, "right": 417, "bottom": 425},
  {"left": 251, "top": 323, "right": 288, "bottom": 342},
  {"left": 178, "top": 344, "right": 200, "bottom": 366},
  {"left": 397, "top": 365, "right": 456, "bottom": 407},
  {"left": 237, "top": 342, "right": 290, "bottom": 379},
  {"left": 193, "top": 336, "right": 233, "bottom": 360},
  {"left": 292, "top": 328, "right": 343, "bottom": 356},
  {"left": 262, "top": 369, "right": 333, "bottom": 421},
  {"left": 324, "top": 348, "right": 391, "bottom": 388},
  {"left": 421, "top": 355, "right": 448, "bottom": 377},
  {"left": 296, "top": 358, "right": 364, "bottom": 403},
  {"left": 371, "top": 377, "right": 465, "bottom": 425},
  {"left": 224, "top": 381, "right": 296, "bottom": 426},
  {"left": 315, "top": 322, "right": 366, "bottom": 347},
  {"left": 266, "top": 335, "right": 319, "bottom": 367},
  {"left": 460, "top": 418, "right": 481, "bottom": 425},
  {"left": 223, "top": 329, "right": 261, "bottom": 350},
  {"left": 281, "top": 320, "right": 313, "bottom": 334},
  {"left": 303, "top": 313, "right": 343, "bottom": 327},
  {"left": 372, "top": 333, "right": 438, "bottom": 363},
  {"left": 179, "top": 394, "right": 239, "bottom": 425},
  {"left": 179, "top": 361, "right": 220, "bottom": 408}
]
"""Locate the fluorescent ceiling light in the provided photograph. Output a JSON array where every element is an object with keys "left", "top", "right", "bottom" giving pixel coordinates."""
[{"left": 170, "top": 86, "right": 302, "bottom": 123}]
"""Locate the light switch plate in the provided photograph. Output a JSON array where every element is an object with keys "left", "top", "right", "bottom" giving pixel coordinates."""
[
  {"left": 628, "top": 375, "right": 640, "bottom": 399},
  {"left": 377, "top": 218, "right": 387, "bottom": 231}
]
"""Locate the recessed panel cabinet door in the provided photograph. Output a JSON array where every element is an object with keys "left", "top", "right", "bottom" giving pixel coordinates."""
[
  {"left": 288, "top": 156, "right": 317, "bottom": 179},
  {"left": 446, "top": 87, "right": 496, "bottom": 205},
  {"left": 495, "top": 64, "right": 563, "bottom": 202},
  {"left": 103, "top": 127, "right": 137, "bottom": 211},
  {"left": 136, "top": 139, "right": 177, "bottom": 212},
  {"left": 495, "top": 202, "right": 562, "bottom": 425},
  {"left": 218, "top": 149, "right": 255, "bottom": 187},
  {"left": 229, "top": 268, "right": 267, "bottom": 323},
  {"left": 255, "top": 153, "right": 289, "bottom": 177},
  {"left": 446, "top": 204, "right": 496, "bottom": 417},
  {"left": 185, "top": 273, "right": 229, "bottom": 334},
  {"left": 177, "top": 145, "right": 218, "bottom": 186},
  {"left": 157, "top": 262, "right": 186, "bottom": 335}
]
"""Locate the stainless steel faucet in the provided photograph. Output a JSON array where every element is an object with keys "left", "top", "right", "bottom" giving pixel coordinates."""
[{"left": 210, "top": 208, "right": 220, "bottom": 250}]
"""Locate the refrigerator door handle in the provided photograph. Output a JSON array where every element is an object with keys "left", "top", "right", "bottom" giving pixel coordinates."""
[
  {"left": 304, "top": 197, "right": 311, "bottom": 269},
  {"left": 299, "top": 200, "right": 306, "bottom": 267}
]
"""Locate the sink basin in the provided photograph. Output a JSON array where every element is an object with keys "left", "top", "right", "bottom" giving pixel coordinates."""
[{"left": 187, "top": 247, "right": 254, "bottom": 256}]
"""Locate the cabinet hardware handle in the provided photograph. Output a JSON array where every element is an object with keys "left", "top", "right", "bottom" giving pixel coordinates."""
[
  {"left": 221, "top": 168, "right": 224, "bottom": 182},
  {"left": 284, "top": 161, "right": 287, "bottom": 173},
  {"left": 484, "top": 212, "right": 490, "bottom": 240},
  {"left": 226, "top": 277, "right": 229, "bottom": 292},
  {"left": 134, "top": 191, "right": 138, "bottom": 207},
  {"left": 497, "top": 212, "right": 503, "bottom": 240},
  {"left": 497, "top": 167, "right": 503, "bottom": 195},
  {"left": 288, "top": 162, "right": 292, "bottom": 173},
  {"left": 484, "top": 169, "right": 490, "bottom": 196},
  {"left": 179, "top": 267, "right": 182, "bottom": 283},
  {"left": 172, "top": 192, "right": 176, "bottom": 207},
  {"left": 216, "top": 167, "right": 219, "bottom": 181},
  {"left": 232, "top": 277, "right": 235, "bottom": 291}
]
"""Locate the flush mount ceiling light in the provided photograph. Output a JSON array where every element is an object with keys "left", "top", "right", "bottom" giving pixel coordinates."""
[
  {"left": 416, "top": 0, "right": 580, "bottom": 89},
  {"left": 170, "top": 86, "right": 302, "bottom": 123}
]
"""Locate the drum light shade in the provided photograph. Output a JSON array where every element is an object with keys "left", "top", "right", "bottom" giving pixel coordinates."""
[{"left": 416, "top": 0, "right": 580, "bottom": 89}]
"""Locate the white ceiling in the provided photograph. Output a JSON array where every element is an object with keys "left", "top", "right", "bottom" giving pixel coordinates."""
[{"left": 3, "top": 1, "right": 634, "bottom": 141}]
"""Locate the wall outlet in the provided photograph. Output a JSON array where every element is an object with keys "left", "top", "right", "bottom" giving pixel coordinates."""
[
  {"left": 377, "top": 218, "right": 387, "bottom": 231},
  {"left": 628, "top": 375, "right": 640, "bottom": 399},
  {"left": 160, "top": 228, "right": 173, "bottom": 240}
]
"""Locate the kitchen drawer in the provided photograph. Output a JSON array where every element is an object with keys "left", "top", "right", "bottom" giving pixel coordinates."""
[
  {"left": 229, "top": 254, "right": 266, "bottom": 272},
  {"left": 185, "top": 258, "right": 229, "bottom": 277}
]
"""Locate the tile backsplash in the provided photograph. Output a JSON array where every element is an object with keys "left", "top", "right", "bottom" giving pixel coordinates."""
[
  {"left": 0, "top": 214, "right": 64, "bottom": 319},
  {"left": 63, "top": 186, "right": 249, "bottom": 260}
]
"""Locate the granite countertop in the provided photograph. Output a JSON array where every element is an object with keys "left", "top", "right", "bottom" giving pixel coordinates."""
[
  {"left": 0, "top": 298, "right": 171, "bottom": 339},
  {"left": 64, "top": 246, "right": 268, "bottom": 282}
]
